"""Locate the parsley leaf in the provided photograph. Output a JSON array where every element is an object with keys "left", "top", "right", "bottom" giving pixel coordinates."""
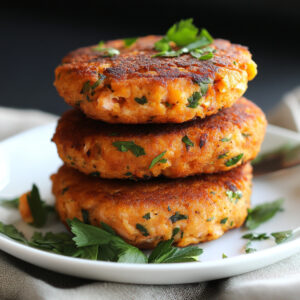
[
  {"left": 124, "top": 37, "right": 137, "bottom": 47},
  {"left": 170, "top": 212, "right": 188, "bottom": 223},
  {"left": 136, "top": 224, "right": 149, "bottom": 236},
  {"left": 166, "top": 19, "right": 198, "bottom": 46},
  {"left": 271, "top": 230, "right": 293, "bottom": 244},
  {"left": 245, "top": 198, "right": 284, "bottom": 230},
  {"left": 143, "top": 213, "right": 151, "bottom": 220},
  {"left": 182, "top": 135, "right": 194, "bottom": 149},
  {"left": 149, "top": 151, "right": 167, "bottom": 169},
  {"left": 226, "top": 190, "right": 243, "bottom": 203},
  {"left": 187, "top": 91, "right": 201, "bottom": 108},
  {"left": 112, "top": 141, "right": 145, "bottom": 157},
  {"left": 0, "top": 197, "right": 19, "bottom": 208},
  {"left": 93, "top": 41, "right": 120, "bottom": 57},
  {"left": 220, "top": 218, "right": 228, "bottom": 224},
  {"left": 0, "top": 221, "right": 27, "bottom": 244},
  {"left": 27, "top": 184, "right": 47, "bottom": 228},
  {"left": 222, "top": 253, "right": 228, "bottom": 259},
  {"left": 148, "top": 238, "right": 203, "bottom": 263},
  {"left": 242, "top": 232, "right": 270, "bottom": 241},
  {"left": 225, "top": 153, "right": 244, "bottom": 167}
]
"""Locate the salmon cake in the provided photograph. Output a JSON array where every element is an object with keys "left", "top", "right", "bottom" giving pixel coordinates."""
[
  {"left": 52, "top": 163, "right": 252, "bottom": 249},
  {"left": 52, "top": 97, "right": 266, "bottom": 179},
  {"left": 54, "top": 36, "right": 257, "bottom": 123}
]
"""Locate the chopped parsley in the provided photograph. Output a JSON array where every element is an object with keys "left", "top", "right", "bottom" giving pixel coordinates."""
[
  {"left": 124, "top": 37, "right": 138, "bottom": 47},
  {"left": 220, "top": 137, "right": 232, "bottom": 142},
  {"left": 245, "top": 241, "right": 256, "bottom": 254},
  {"left": 187, "top": 91, "right": 201, "bottom": 108},
  {"left": 271, "top": 230, "right": 293, "bottom": 244},
  {"left": 172, "top": 227, "right": 180, "bottom": 238},
  {"left": 218, "top": 152, "right": 228, "bottom": 159},
  {"left": 80, "top": 74, "right": 106, "bottom": 99},
  {"left": 225, "top": 153, "right": 244, "bottom": 167},
  {"left": 93, "top": 41, "right": 120, "bottom": 57},
  {"left": 242, "top": 232, "right": 269, "bottom": 241},
  {"left": 182, "top": 135, "right": 194, "bottom": 149},
  {"left": 153, "top": 19, "right": 214, "bottom": 61},
  {"left": 112, "top": 141, "right": 145, "bottom": 157},
  {"left": 170, "top": 212, "right": 188, "bottom": 223},
  {"left": 143, "top": 213, "right": 151, "bottom": 220},
  {"left": 134, "top": 96, "right": 148, "bottom": 105},
  {"left": 149, "top": 151, "right": 167, "bottom": 169},
  {"left": 226, "top": 190, "right": 243, "bottom": 203},
  {"left": 136, "top": 224, "right": 149, "bottom": 236},
  {"left": 220, "top": 217, "right": 228, "bottom": 224},
  {"left": 246, "top": 198, "right": 284, "bottom": 230},
  {"left": 222, "top": 253, "right": 228, "bottom": 259},
  {"left": 0, "top": 197, "right": 19, "bottom": 208}
]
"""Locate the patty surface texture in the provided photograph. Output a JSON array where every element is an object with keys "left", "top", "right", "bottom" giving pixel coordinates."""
[
  {"left": 54, "top": 36, "right": 257, "bottom": 123},
  {"left": 52, "top": 163, "right": 252, "bottom": 249},
  {"left": 52, "top": 97, "right": 266, "bottom": 179}
]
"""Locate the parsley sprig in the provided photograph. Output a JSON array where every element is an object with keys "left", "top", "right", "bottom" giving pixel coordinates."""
[
  {"left": 153, "top": 19, "right": 214, "bottom": 60},
  {"left": 93, "top": 41, "right": 120, "bottom": 57}
]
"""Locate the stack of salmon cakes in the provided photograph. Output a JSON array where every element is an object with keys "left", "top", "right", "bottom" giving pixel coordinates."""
[{"left": 51, "top": 20, "right": 267, "bottom": 249}]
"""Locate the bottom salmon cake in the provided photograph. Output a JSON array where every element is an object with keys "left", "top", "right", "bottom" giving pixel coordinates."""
[{"left": 52, "top": 163, "right": 252, "bottom": 249}]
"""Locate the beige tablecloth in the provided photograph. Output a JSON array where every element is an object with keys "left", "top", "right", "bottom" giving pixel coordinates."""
[{"left": 1, "top": 88, "right": 300, "bottom": 300}]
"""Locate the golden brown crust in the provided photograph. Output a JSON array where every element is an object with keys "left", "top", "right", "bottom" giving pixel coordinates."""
[
  {"left": 52, "top": 98, "right": 266, "bottom": 179},
  {"left": 54, "top": 36, "right": 257, "bottom": 123},
  {"left": 52, "top": 163, "right": 252, "bottom": 249}
]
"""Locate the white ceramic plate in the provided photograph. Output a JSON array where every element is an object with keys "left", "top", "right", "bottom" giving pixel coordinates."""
[{"left": 0, "top": 123, "right": 300, "bottom": 285}]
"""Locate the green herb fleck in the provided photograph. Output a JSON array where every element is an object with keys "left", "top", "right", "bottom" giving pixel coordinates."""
[
  {"left": 226, "top": 190, "right": 243, "bottom": 203},
  {"left": 218, "top": 152, "right": 228, "bottom": 159},
  {"left": 207, "top": 216, "right": 215, "bottom": 222},
  {"left": 182, "top": 135, "right": 194, "bottom": 149},
  {"left": 136, "top": 224, "right": 149, "bottom": 236},
  {"left": 222, "top": 253, "right": 228, "bottom": 259},
  {"left": 187, "top": 91, "right": 201, "bottom": 108},
  {"left": 220, "top": 217, "right": 228, "bottom": 224},
  {"left": 124, "top": 37, "right": 138, "bottom": 47},
  {"left": 172, "top": 227, "right": 180, "bottom": 238},
  {"left": 246, "top": 198, "right": 284, "bottom": 230},
  {"left": 93, "top": 41, "right": 120, "bottom": 57},
  {"left": 0, "top": 197, "right": 19, "bottom": 208},
  {"left": 134, "top": 96, "right": 147, "bottom": 105},
  {"left": 220, "top": 137, "right": 231, "bottom": 142},
  {"left": 242, "top": 232, "right": 269, "bottom": 241},
  {"left": 113, "top": 141, "right": 145, "bottom": 157},
  {"left": 225, "top": 153, "right": 244, "bottom": 167},
  {"left": 170, "top": 212, "right": 188, "bottom": 223},
  {"left": 143, "top": 213, "right": 151, "bottom": 220},
  {"left": 149, "top": 151, "right": 167, "bottom": 169},
  {"left": 271, "top": 230, "right": 293, "bottom": 244}
]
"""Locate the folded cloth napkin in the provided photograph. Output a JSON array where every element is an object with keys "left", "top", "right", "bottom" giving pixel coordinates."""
[{"left": 1, "top": 89, "right": 300, "bottom": 300}]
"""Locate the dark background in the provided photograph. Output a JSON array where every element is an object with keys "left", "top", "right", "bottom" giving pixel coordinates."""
[{"left": 1, "top": 0, "right": 300, "bottom": 116}]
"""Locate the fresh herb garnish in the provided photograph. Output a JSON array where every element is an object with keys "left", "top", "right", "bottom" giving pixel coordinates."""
[
  {"left": 170, "top": 212, "right": 188, "bottom": 223},
  {"left": 187, "top": 92, "right": 201, "bottom": 108},
  {"left": 218, "top": 152, "right": 228, "bottom": 159},
  {"left": 153, "top": 19, "right": 214, "bottom": 60},
  {"left": 27, "top": 184, "right": 48, "bottom": 228},
  {"left": 182, "top": 135, "right": 194, "bottom": 149},
  {"left": 149, "top": 151, "right": 167, "bottom": 169},
  {"left": 172, "top": 227, "right": 180, "bottom": 238},
  {"left": 271, "top": 230, "right": 293, "bottom": 244},
  {"left": 136, "top": 224, "right": 149, "bottom": 236},
  {"left": 134, "top": 96, "right": 147, "bottom": 105},
  {"left": 80, "top": 74, "right": 106, "bottom": 99},
  {"left": 222, "top": 253, "right": 228, "bottom": 259},
  {"left": 124, "top": 37, "right": 138, "bottom": 47},
  {"left": 93, "top": 41, "right": 120, "bottom": 57},
  {"left": 112, "top": 141, "right": 145, "bottom": 157},
  {"left": 225, "top": 153, "right": 244, "bottom": 167},
  {"left": 245, "top": 241, "right": 256, "bottom": 254},
  {"left": 0, "top": 221, "right": 27, "bottom": 244},
  {"left": 242, "top": 232, "right": 269, "bottom": 241},
  {"left": 220, "top": 218, "right": 228, "bottom": 224},
  {"left": 148, "top": 238, "right": 203, "bottom": 263},
  {"left": 246, "top": 198, "right": 284, "bottom": 230},
  {"left": 220, "top": 137, "right": 231, "bottom": 142},
  {"left": 0, "top": 197, "right": 19, "bottom": 208},
  {"left": 143, "top": 213, "right": 151, "bottom": 220},
  {"left": 226, "top": 190, "right": 243, "bottom": 203}
]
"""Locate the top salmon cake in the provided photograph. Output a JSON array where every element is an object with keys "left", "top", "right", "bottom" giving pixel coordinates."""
[{"left": 54, "top": 27, "right": 257, "bottom": 124}]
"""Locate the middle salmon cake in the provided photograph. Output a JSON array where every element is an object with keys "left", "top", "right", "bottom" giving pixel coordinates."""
[{"left": 52, "top": 97, "right": 266, "bottom": 179}]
